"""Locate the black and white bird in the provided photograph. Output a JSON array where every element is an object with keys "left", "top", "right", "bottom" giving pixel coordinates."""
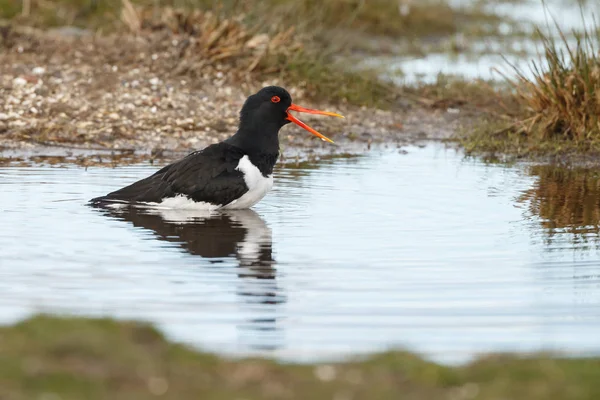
[{"left": 89, "top": 86, "right": 343, "bottom": 210}]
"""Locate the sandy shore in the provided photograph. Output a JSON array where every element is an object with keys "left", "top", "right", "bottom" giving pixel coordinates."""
[{"left": 1, "top": 26, "right": 460, "bottom": 166}]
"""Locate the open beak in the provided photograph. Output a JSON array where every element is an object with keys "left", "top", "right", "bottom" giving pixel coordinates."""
[{"left": 286, "top": 104, "right": 344, "bottom": 144}]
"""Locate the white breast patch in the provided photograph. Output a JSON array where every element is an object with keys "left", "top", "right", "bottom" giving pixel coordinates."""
[{"left": 223, "top": 155, "right": 273, "bottom": 209}]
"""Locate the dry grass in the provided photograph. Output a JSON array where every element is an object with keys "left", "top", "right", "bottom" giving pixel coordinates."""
[
  {"left": 504, "top": 19, "right": 600, "bottom": 142},
  {"left": 117, "top": 2, "right": 397, "bottom": 107},
  {"left": 460, "top": 11, "right": 600, "bottom": 159},
  {"left": 123, "top": 4, "right": 302, "bottom": 75}
]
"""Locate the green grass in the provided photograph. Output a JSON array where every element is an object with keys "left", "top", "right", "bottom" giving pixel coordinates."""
[
  {"left": 278, "top": 53, "right": 396, "bottom": 108},
  {"left": 407, "top": 74, "right": 520, "bottom": 114},
  {"left": 256, "top": 0, "right": 504, "bottom": 38},
  {"left": 0, "top": 0, "right": 125, "bottom": 30},
  {"left": 461, "top": 121, "right": 600, "bottom": 161},
  {"left": 1, "top": 314, "right": 600, "bottom": 400},
  {"left": 0, "top": 0, "right": 505, "bottom": 38}
]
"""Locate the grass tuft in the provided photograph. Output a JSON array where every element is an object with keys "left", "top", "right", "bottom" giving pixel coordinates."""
[
  {"left": 505, "top": 15, "right": 600, "bottom": 142},
  {"left": 461, "top": 8, "right": 600, "bottom": 159}
]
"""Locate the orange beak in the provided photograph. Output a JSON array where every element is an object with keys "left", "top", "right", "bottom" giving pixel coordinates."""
[{"left": 286, "top": 104, "right": 344, "bottom": 144}]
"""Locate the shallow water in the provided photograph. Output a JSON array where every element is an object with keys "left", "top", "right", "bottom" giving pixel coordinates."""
[
  {"left": 1, "top": 144, "right": 600, "bottom": 364},
  {"left": 362, "top": 0, "right": 600, "bottom": 84}
]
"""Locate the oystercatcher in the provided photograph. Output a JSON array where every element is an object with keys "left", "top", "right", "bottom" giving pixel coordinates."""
[{"left": 89, "top": 86, "right": 343, "bottom": 210}]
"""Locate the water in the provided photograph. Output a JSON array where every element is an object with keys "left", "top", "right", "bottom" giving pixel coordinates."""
[
  {"left": 1, "top": 144, "right": 600, "bottom": 364},
  {"left": 360, "top": 0, "right": 600, "bottom": 84}
]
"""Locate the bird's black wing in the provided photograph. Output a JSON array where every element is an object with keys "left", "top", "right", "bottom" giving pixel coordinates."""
[{"left": 90, "top": 143, "right": 248, "bottom": 206}]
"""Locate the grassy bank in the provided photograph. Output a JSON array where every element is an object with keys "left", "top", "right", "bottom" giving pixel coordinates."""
[{"left": 1, "top": 315, "right": 599, "bottom": 400}]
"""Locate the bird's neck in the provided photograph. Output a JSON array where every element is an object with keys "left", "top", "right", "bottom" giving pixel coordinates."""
[{"left": 226, "top": 122, "right": 281, "bottom": 156}]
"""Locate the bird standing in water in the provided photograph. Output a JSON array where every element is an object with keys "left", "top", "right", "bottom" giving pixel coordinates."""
[{"left": 90, "top": 86, "right": 343, "bottom": 210}]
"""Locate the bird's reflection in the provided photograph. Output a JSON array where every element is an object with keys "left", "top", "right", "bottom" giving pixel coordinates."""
[{"left": 92, "top": 204, "right": 283, "bottom": 351}]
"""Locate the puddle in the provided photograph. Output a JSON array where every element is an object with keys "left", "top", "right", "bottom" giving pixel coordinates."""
[
  {"left": 358, "top": 0, "right": 600, "bottom": 84},
  {"left": 1, "top": 144, "right": 600, "bottom": 364}
]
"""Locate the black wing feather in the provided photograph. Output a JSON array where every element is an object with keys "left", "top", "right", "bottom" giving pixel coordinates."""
[{"left": 90, "top": 143, "right": 249, "bottom": 206}]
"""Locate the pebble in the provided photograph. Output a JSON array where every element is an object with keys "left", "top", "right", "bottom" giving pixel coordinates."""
[
  {"left": 13, "top": 77, "right": 27, "bottom": 86},
  {"left": 10, "top": 120, "right": 27, "bottom": 127},
  {"left": 0, "top": 24, "right": 429, "bottom": 159}
]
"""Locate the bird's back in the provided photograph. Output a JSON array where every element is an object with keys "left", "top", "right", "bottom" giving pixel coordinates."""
[{"left": 89, "top": 142, "right": 278, "bottom": 209}]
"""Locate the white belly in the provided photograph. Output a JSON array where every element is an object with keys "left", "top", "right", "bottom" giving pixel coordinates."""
[
  {"left": 223, "top": 155, "right": 273, "bottom": 210},
  {"left": 145, "top": 195, "right": 222, "bottom": 211}
]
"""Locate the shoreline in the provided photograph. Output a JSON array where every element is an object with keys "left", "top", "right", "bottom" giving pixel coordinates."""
[
  {"left": 2, "top": 2, "right": 600, "bottom": 168},
  {"left": 0, "top": 25, "right": 461, "bottom": 167}
]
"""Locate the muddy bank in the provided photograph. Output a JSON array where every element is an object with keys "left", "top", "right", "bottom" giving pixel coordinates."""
[{"left": 0, "top": 26, "right": 460, "bottom": 166}]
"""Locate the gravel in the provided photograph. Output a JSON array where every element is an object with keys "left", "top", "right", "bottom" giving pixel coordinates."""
[{"left": 0, "top": 25, "right": 460, "bottom": 166}]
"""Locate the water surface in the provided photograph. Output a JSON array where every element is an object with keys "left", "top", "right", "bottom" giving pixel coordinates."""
[
  {"left": 1, "top": 144, "right": 600, "bottom": 364},
  {"left": 361, "top": 0, "right": 600, "bottom": 84}
]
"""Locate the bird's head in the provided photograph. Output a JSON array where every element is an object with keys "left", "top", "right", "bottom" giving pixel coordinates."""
[{"left": 239, "top": 86, "right": 344, "bottom": 143}]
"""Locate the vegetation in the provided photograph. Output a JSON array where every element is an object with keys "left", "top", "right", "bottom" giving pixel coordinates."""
[
  {"left": 405, "top": 74, "right": 520, "bottom": 115},
  {"left": 2, "top": 314, "right": 600, "bottom": 400},
  {"left": 510, "top": 25, "right": 600, "bottom": 141},
  {"left": 0, "top": 0, "right": 504, "bottom": 38},
  {"left": 0, "top": 0, "right": 509, "bottom": 108},
  {"left": 3, "top": 0, "right": 600, "bottom": 159},
  {"left": 122, "top": 3, "right": 396, "bottom": 107},
  {"left": 462, "top": 13, "right": 600, "bottom": 159}
]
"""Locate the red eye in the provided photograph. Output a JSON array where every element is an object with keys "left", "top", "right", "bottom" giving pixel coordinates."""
[{"left": 271, "top": 96, "right": 281, "bottom": 103}]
